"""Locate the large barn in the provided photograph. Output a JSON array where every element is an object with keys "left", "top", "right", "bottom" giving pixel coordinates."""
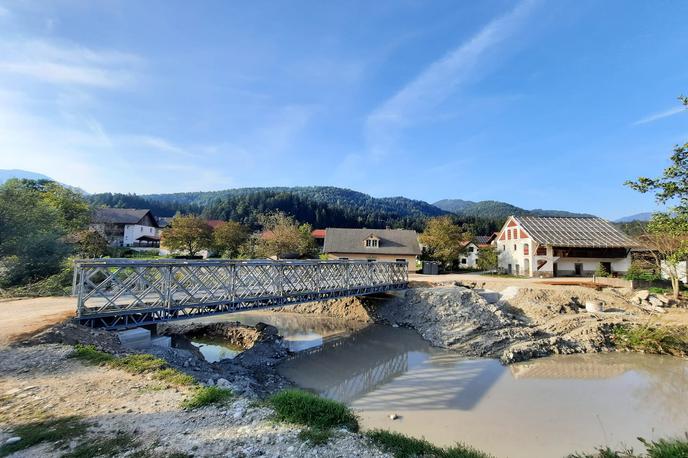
[{"left": 496, "top": 216, "right": 639, "bottom": 277}]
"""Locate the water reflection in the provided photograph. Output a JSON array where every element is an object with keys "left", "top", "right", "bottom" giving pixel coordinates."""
[
  {"left": 190, "top": 338, "right": 242, "bottom": 363},
  {"left": 278, "top": 322, "right": 688, "bottom": 458}
]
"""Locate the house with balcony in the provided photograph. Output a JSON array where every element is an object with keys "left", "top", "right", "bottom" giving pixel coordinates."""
[
  {"left": 496, "top": 216, "right": 638, "bottom": 277},
  {"left": 91, "top": 208, "right": 160, "bottom": 248}
]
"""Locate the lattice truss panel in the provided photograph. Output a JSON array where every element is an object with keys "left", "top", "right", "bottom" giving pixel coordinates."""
[{"left": 73, "top": 259, "right": 408, "bottom": 327}]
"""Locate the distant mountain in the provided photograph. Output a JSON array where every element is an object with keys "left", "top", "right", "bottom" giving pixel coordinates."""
[
  {"left": 0, "top": 169, "right": 88, "bottom": 195},
  {"left": 434, "top": 198, "right": 593, "bottom": 220},
  {"left": 0, "top": 169, "right": 53, "bottom": 184},
  {"left": 615, "top": 212, "right": 653, "bottom": 223}
]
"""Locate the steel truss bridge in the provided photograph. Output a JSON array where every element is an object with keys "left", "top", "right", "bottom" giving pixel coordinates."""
[{"left": 72, "top": 259, "right": 408, "bottom": 329}]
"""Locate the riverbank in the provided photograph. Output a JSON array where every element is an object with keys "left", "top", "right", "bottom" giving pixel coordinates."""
[{"left": 281, "top": 284, "right": 688, "bottom": 363}]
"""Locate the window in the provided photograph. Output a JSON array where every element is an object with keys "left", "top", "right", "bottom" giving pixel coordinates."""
[
  {"left": 536, "top": 246, "right": 547, "bottom": 256},
  {"left": 365, "top": 238, "right": 379, "bottom": 248},
  {"left": 468, "top": 247, "right": 474, "bottom": 253},
  {"left": 513, "top": 244, "right": 517, "bottom": 251},
  {"left": 461, "top": 258, "right": 467, "bottom": 264},
  {"left": 523, "top": 244, "right": 529, "bottom": 255}
]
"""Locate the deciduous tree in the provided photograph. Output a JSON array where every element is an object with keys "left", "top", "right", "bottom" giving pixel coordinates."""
[
  {"left": 476, "top": 245, "right": 498, "bottom": 271},
  {"left": 213, "top": 221, "right": 249, "bottom": 258},
  {"left": 161, "top": 215, "right": 212, "bottom": 257},
  {"left": 419, "top": 216, "right": 472, "bottom": 268},
  {"left": 254, "top": 212, "right": 317, "bottom": 259}
]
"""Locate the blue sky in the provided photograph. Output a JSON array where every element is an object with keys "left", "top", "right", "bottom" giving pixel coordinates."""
[{"left": 0, "top": 0, "right": 686, "bottom": 219}]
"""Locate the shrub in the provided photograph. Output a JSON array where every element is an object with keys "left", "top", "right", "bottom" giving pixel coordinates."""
[
  {"left": 181, "top": 386, "right": 233, "bottom": 409},
  {"left": 269, "top": 389, "right": 358, "bottom": 432},
  {"left": 624, "top": 262, "right": 661, "bottom": 282},
  {"left": 595, "top": 263, "right": 610, "bottom": 278}
]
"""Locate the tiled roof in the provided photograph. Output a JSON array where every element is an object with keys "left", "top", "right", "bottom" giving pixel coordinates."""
[
  {"left": 514, "top": 216, "right": 638, "bottom": 248},
  {"left": 473, "top": 235, "right": 494, "bottom": 245},
  {"left": 324, "top": 228, "right": 421, "bottom": 255},
  {"left": 311, "top": 229, "right": 326, "bottom": 239},
  {"left": 93, "top": 208, "right": 157, "bottom": 226}
]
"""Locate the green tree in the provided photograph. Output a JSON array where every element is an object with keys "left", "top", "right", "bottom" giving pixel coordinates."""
[
  {"left": 419, "top": 216, "right": 472, "bottom": 268},
  {"left": 213, "top": 221, "right": 249, "bottom": 258},
  {"left": 73, "top": 229, "right": 109, "bottom": 258},
  {"left": 161, "top": 215, "right": 212, "bottom": 257},
  {"left": 476, "top": 245, "right": 498, "bottom": 271},
  {"left": 0, "top": 179, "right": 90, "bottom": 287},
  {"left": 254, "top": 212, "right": 317, "bottom": 259},
  {"left": 625, "top": 95, "right": 688, "bottom": 299}
]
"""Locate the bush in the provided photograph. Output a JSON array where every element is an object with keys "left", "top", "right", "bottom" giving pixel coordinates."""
[
  {"left": 269, "top": 389, "right": 358, "bottom": 432},
  {"left": 181, "top": 386, "right": 233, "bottom": 409},
  {"left": 595, "top": 263, "right": 610, "bottom": 278},
  {"left": 624, "top": 262, "right": 661, "bottom": 282}
]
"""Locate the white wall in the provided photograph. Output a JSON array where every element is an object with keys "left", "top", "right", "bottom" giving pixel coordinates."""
[
  {"left": 123, "top": 224, "right": 159, "bottom": 246},
  {"left": 459, "top": 243, "right": 479, "bottom": 268}
]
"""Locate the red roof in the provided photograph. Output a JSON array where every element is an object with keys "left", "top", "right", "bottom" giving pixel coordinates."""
[{"left": 311, "top": 229, "right": 326, "bottom": 239}]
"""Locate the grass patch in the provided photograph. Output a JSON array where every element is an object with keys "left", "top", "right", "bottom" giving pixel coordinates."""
[
  {"left": 269, "top": 389, "right": 359, "bottom": 432},
  {"left": 71, "top": 344, "right": 116, "bottom": 364},
  {"left": 181, "top": 386, "right": 233, "bottom": 409},
  {"left": 71, "top": 345, "right": 197, "bottom": 386},
  {"left": 62, "top": 431, "right": 139, "bottom": 458},
  {"left": 366, "top": 429, "right": 493, "bottom": 458},
  {"left": 612, "top": 324, "right": 688, "bottom": 357},
  {"left": 298, "top": 427, "right": 333, "bottom": 446},
  {"left": 0, "top": 416, "right": 88, "bottom": 457},
  {"left": 568, "top": 434, "right": 688, "bottom": 458}
]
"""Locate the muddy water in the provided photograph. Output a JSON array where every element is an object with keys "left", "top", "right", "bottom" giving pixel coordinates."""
[{"left": 277, "top": 321, "right": 688, "bottom": 458}]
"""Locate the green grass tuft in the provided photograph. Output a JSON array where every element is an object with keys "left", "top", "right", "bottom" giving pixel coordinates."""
[
  {"left": 641, "top": 434, "right": 688, "bottom": 458},
  {"left": 612, "top": 324, "right": 688, "bottom": 357},
  {"left": 153, "top": 368, "right": 196, "bottom": 386},
  {"left": 62, "top": 431, "right": 139, "bottom": 458},
  {"left": 365, "top": 429, "right": 493, "bottom": 458},
  {"left": 181, "top": 386, "right": 233, "bottom": 409},
  {"left": 71, "top": 345, "right": 197, "bottom": 387},
  {"left": 298, "top": 427, "right": 333, "bottom": 446},
  {"left": 110, "top": 354, "right": 168, "bottom": 374},
  {"left": 269, "top": 389, "right": 359, "bottom": 432},
  {"left": 71, "top": 344, "right": 115, "bottom": 364},
  {"left": 0, "top": 416, "right": 88, "bottom": 457}
]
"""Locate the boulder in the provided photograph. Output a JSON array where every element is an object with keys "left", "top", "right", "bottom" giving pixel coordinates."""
[{"left": 648, "top": 296, "right": 664, "bottom": 307}]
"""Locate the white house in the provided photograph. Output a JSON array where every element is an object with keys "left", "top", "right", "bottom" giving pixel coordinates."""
[
  {"left": 496, "top": 216, "right": 638, "bottom": 277},
  {"left": 91, "top": 208, "right": 161, "bottom": 248},
  {"left": 459, "top": 241, "right": 479, "bottom": 268}
]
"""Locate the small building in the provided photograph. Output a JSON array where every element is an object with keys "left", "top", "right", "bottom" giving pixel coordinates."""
[
  {"left": 323, "top": 228, "right": 421, "bottom": 271},
  {"left": 496, "top": 216, "right": 638, "bottom": 277},
  {"left": 458, "top": 241, "right": 480, "bottom": 268},
  {"left": 91, "top": 208, "right": 160, "bottom": 248}
]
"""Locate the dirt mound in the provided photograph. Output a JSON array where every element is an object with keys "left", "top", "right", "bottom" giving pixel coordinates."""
[
  {"left": 16, "top": 320, "right": 124, "bottom": 353},
  {"left": 276, "top": 296, "right": 376, "bottom": 322}
]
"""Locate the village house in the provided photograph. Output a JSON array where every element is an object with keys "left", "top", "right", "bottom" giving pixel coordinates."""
[
  {"left": 90, "top": 208, "right": 160, "bottom": 248},
  {"left": 496, "top": 216, "right": 638, "bottom": 277},
  {"left": 323, "top": 228, "right": 421, "bottom": 271},
  {"left": 458, "top": 234, "right": 497, "bottom": 269}
]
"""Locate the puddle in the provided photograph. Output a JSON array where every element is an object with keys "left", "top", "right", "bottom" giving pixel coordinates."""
[
  {"left": 190, "top": 338, "right": 243, "bottom": 363},
  {"left": 278, "top": 323, "right": 688, "bottom": 458}
]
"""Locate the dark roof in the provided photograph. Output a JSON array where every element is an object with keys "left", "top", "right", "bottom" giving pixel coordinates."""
[
  {"left": 514, "top": 216, "right": 638, "bottom": 248},
  {"left": 473, "top": 235, "right": 495, "bottom": 245},
  {"left": 92, "top": 208, "right": 158, "bottom": 227},
  {"left": 323, "top": 228, "right": 421, "bottom": 255}
]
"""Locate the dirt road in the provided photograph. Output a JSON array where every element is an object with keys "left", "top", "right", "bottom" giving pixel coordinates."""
[{"left": 0, "top": 297, "right": 75, "bottom": 347}]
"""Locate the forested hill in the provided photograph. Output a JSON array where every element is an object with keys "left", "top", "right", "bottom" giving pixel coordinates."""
[
  {"left": 88, "top": 186, "right": 479, "bottom": 232},
  {"left": 433, "top": 199, "right": 594, "bottom": 220}
]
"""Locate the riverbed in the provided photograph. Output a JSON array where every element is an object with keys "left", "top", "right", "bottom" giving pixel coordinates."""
[{"left": 203, "top": 311, "right": 688, "bottom": 458}]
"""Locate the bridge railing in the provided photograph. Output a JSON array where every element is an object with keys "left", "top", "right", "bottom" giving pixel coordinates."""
[{"left": 72, "top": 259, "right": 408, "bottom": 328}]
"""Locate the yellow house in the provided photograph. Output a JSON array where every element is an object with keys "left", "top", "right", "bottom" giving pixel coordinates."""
[{"left": 323, "top": 228, "right": 421, "bottom": 271}]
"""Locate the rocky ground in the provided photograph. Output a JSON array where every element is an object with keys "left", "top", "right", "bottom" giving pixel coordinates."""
[{"left": 0, "top": 343, "right": 390, "bottom": 457}]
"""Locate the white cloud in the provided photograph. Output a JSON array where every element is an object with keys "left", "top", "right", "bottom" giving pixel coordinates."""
[
  {"left": 0, "top": 40, "right": 142, "bottom": 89},
  {"left": 365, "top": 0, "right": 537, "bottom": 155},
  {"left": 632, "top": 106, "right": 686, "bottom": 126}
]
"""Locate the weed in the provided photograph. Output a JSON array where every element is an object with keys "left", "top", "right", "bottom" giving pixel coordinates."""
[
  {"left": 641, "top": 434, "right": 688, "bottom": 458},
  {"left": 0, "top": 416, "right": 88, "bottom": 457},
  {"left": 181, "top": 386, "right": 233, "bottom": 409},
  {"left": 366, "top": 429, "right": 493, "bottom": 458},
  {"left": 110, "top": 354, "right": 167, "bottom": 374},
  {"left": 298, "top": 427, "right": 333, "bottom": 446},
  {"left": 269, "top": 389, "right": 358, "bottom": 432},
  {"left": 612, "top": 324, "right": 688, "bottom": 356}
]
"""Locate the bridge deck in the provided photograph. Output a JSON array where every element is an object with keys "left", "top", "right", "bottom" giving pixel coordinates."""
[{"left": 73, "top": 259, "right": 408, "bottom": 329}]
